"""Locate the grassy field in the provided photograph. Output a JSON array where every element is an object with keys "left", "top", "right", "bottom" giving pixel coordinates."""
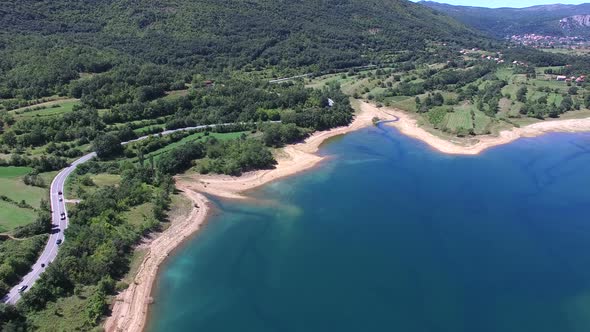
[
  {"left": 0, "top": 166, "right": 47, "bottom": 232},
  {"left": 143, "top": 131, "right": 249, "bottom": 160},
  {"left": 473, "top": 110, "right": 492, "bottom": 134},
  {"left": 0, "top": 200, "right": 37, "bottom": 233},
  {"left": 123, "top": 202, "right": 154, "bottom": 228},
  {"left": 11, "top": 100, "right": 79, "bottom": 120},
  {"left": 0, "top": 169, "right": 46, "bottom": 208},
  {"left": 27, "top": 286, "right": 98, "bottom": 332},
  {"left": 65, "top": 173, "right": 121, "bottom": 199},
  {"left": 445, "top": 107, "right": 472, "bottom": 132}
]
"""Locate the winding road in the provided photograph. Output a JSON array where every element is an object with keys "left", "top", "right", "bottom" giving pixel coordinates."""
[{"left": 3, "top": 122, "right": 275, "bottom": 304}]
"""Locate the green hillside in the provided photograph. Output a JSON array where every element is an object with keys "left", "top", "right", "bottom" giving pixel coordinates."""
[
  {"left": 0, "top": 0, "right": 487, "bottom": 100},
  {"left": 420, "top": 1, "right": 590, "bottom": 38}
]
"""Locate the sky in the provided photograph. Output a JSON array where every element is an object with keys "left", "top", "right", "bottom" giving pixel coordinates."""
[{"left": 412, "top": 0, "right": 588, "bottom": 8}]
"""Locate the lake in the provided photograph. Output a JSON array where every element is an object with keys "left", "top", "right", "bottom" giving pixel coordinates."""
[{"left": 148, "top": 125, "right": 590, "bottom": 332}]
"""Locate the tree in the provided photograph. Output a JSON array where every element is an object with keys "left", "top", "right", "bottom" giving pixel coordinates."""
[
  {"left": 92, "top": 133, "right": 123, "bottom": 159},
  {"left": 568, "top": 86, "right": 578, "bottom": 95},
  {"left": 516, "top": 86, "right": 528, "bottom": 103}
]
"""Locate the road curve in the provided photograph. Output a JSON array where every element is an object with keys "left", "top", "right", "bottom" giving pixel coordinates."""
[{"left": 3, "top": 121, "right": 273, "bottom": 304}]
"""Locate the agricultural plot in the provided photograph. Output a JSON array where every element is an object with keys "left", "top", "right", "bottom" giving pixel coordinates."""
[
  {"left": 0, "top": 166, "right": 46, "bottom": 209},
  {"left": 445, "top": 107, "right": 472, "bottom": 132},
  {"left": 473, "top": 110, "right": 492, "bottom": 134},
  {"left": 11, "top": 100, "right": 79, "bottom": 120},
  {"left": 0, "top": 200, "right": 37, "bottom": 232},
  {"left": 387, "top": 96, "right": 417, "bottom": 112}
]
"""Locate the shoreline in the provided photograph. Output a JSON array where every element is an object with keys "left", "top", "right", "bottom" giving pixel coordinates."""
[
  {"left": 175, "top": 102, "right": 397, "bottom": 199},
  {"left": 372, "top": 102, "right": 590, "bottom": 155},
  {"left": 104, "top": 186, "right": 211, "bottom": 332},
  {"left": 103, "top": 101, "right": 590, "bottom": 332}
]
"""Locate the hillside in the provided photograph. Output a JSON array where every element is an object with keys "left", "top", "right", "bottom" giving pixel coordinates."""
[
  {"left": 420, "top": 1, "right": 590, "bottom": 38},
  {"left": 0, "top": 0, "right": 487, "bottom": 100}
]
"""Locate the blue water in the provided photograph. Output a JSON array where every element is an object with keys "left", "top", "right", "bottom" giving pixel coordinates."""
[{"left": 148, "top": 126, "right": 590, "bottom": 332}]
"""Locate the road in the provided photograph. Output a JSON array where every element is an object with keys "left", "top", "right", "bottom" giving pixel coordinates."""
[
  {"left": 3, "top": 121, "right": 277, "bottom": 304},
  {"left": 3, "top": 152, "right": 96, "bottom": 304}
]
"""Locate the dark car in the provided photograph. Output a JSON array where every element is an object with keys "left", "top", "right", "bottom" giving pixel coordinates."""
[
  {"left": 41, "top": 263, "right": 45, "bottom": 268},
  {"left": 18, "top": 285, "right": 27, "bottom": 293},
  {"left": 56, "top": 239, "right": 62, "bottom": 245},
  {"left": 58, "top": 191, "right": 62, "bottom": 195}
]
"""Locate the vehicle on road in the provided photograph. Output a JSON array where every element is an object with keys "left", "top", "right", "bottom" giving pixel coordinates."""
[
  {"left": 58, "top": 191, "right": 62, "bottom": 195},
  {"left": 59, "top": 197, "right": 63, "bottom": 202},
  {"left": 17, "top": 285, "right": 27, "bottom": 293},
  {"left": 60, "top": 215, "right": 66, "bottom": 220},
  {"left": 56, "top": 239, "right": 62, "bottom": 245},
  {"left": 41, "top": 263, "right": 45, "bottom": 267}
]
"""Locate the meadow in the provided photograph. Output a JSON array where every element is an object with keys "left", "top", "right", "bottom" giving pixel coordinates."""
[{"left": 0, "top": 166, "right": 46, "bottom": 232}]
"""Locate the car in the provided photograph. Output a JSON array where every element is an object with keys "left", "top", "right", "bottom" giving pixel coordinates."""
[
  {"left": 56, "top": 239, "right": 62, "bottom": 245},
  {"left": 41, "top": 263, "right": 45, "bottom": 268},
  {"left": 59, "top": 197, "right": 63, "bottom": 202},
  {"left": 18, "top": 285, "right": 27, "bottom": 293},
  {"left": 58, "top": 191, "right": 62, "bottom": 195},
  {"left": 60, "top": 215, "right": 66, "bottom": 220}
]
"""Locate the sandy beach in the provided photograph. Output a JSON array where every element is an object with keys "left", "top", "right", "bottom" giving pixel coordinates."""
[
  {"left": 104, "top": 100, "right": 590, "bottom": 332},
  {"left": 175, "top": 102, "right": 396, "bottom": 199},
  {"left": 104, "top": 186, "right": 210, "bottom": 332},
  {"left": 372, "top": 102, "right": 590, "bottom": 155}
]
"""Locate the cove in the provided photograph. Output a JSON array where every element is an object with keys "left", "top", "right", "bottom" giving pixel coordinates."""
[{"left": 147, "top": 125, "right": 590, "bottom": 332}]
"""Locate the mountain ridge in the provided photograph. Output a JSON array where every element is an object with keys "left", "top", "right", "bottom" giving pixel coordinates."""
[{"left": 419, "top": 1, "right": 590, "bottom": 38}]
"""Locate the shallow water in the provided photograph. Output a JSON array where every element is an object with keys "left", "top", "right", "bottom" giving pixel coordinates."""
[{"left": 148, "top": 126, "right": 590, "bottom": 332}]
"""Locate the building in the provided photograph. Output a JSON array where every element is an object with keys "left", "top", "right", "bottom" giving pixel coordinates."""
[{"left": 556, "top": 75, "right": 567, "bottom": 81}]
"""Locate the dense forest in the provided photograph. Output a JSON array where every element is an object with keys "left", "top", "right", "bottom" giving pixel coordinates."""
[{"left": 0, "top": 0, "right": 490, "bottom": 100}]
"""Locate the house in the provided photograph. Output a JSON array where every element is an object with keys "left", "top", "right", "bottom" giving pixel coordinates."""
[
  {"left": 556, "top": 75, "right": 567, "bottom": 81},
  {"left": 576, "top": 76, "right": 586, "bottom": 83}
]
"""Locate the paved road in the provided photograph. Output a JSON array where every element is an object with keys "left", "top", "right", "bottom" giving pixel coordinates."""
[
  {"left": 3, "top": 152, "right": 96, "bottom": 304},
  {"left": 3, "top": 121, "right": 277, "bottom": 304}
]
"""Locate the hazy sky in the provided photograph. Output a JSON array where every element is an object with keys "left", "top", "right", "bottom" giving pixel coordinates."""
[{"left": 412, "top": 0, "right": 588, "bottom": 8}]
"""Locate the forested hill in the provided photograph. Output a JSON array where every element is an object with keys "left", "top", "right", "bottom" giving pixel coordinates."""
[
  {"left": 0, "top": 0, "right": 487, "bottom": 99},
  {"left": 420, "top": 1, "right": 590, "bottom": 38}
]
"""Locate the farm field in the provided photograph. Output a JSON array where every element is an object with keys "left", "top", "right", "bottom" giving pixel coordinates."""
[
  {"left": 0, "top": 166, "right": 46, "bottom": 208},
  {"left": 0, "top": 166, "right": 47, "bottom": 232},
  {"left": 11, "top": 99, "right": 79, "bottom": 120}
]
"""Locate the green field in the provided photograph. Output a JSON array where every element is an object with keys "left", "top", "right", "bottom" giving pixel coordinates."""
[
  {"left": 0, "top": 167, "right": 46, "bottom": 208},
  {"left": 65, "top": 173, "right": 121, "bottom": 199},
  {"left": 143, "top": 131, "right": 249, "bottom": 160},
  {"left": 473, "top": 110, "right": 492, "bottom": 134},
  {"left": 445, "top": 107, "right": 472, "bottom": 132},
  {"left": 0, "top": 166, "right": 32, "bottom": 178},
  {"left": 0, "top": 200, "right": 37, "bottom": 233},
  {"left": 0, "top": 166, "right": 47, "bottom": 232},
  {"left": 27, "top": 286, "right": 97, "bottom": 332},
  {"left": 12, "top": 100, "right": 79, "bottom": 119}
]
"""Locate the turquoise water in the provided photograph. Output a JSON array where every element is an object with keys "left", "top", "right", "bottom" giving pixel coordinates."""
[{"left": 148, "top": 126, "right": 590, "bottom": 332}]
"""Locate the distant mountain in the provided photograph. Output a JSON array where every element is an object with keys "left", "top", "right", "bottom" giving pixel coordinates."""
[{"left": 419, "top": 1, "right": 590, "bottom": 38}]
